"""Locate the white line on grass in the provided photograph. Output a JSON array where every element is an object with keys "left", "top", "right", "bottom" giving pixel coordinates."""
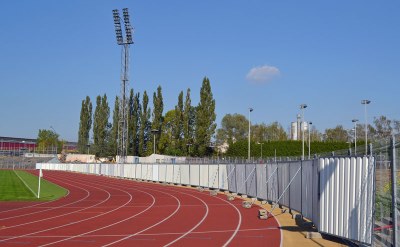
[{"left": 13, "top": 170, "right": 37, "bottom": 198}]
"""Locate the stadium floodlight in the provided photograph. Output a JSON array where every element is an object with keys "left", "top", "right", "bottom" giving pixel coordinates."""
[
  {"left": 112, "top": 8, "right": 135, "bottom": 163},
  {"left": 122, "top": 8, "right": 134, "bottom": 44},
  {"left": 112, "top": 9, "right": 123, "bottom": 45}
]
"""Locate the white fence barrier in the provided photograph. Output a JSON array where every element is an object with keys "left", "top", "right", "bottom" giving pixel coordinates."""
[{"left": 37, "top": 156, "right": 375, "bottom": 245}]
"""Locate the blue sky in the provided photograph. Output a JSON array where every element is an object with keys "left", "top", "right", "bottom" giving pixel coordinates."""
[{"left": 1, "top": 1, "right": 399, "bottom": 142}]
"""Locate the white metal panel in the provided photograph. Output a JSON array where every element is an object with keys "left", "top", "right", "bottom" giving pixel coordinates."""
[
  {"left": 172, "top": 165, "right": 180, "bottom": 184},
  {"left": 159, "top": 164, "right": 167, "bottom": 182},
  {"left": 136, "top": 164, "right": 142, "bottom": 179},
  {"left": 146, "top": 165, "right": 153, "bottom": 180},
  {"left": 180, "top": 164, "right": 190, "bottom": 185},
  {"left": 166, "top": 164, "right": 174, "bottom": 183},
  {"left": 141, "top": 164, "right": 148, "bottom": 180},
  {"left": 319, "top": 157, "right": 374, "bottom": 245},
  {"left": 208, "top": 165, "right": 219, "bottom": 188},
  {"left": 190, "top": 164, "right": 200, "bottom": 186},
  {"left": 152, "top": 164, "right": 159, "bottom": 181},
  {"left": 218, "top": 164, "right": 228, "bottom": 190},
  {"left": 199, "top": 165, "right": 209, "bottom": 187}
]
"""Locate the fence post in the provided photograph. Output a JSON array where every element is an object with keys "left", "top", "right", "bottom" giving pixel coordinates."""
[{"left": 391, "top": 136, "right": 397, "bottom": 247}]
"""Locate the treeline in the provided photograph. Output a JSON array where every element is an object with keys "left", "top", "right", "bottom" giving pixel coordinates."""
[
  {"left": 216, "top": 113, "right": 400, "bottom": 145},
  {"left": 226, "top": 140, "right": 366, "bottom": 158},
  {"left": 77, "top": 77, "right": 216, "bottom": 158}
]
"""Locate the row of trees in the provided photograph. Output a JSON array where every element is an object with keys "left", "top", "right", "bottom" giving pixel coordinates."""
[
  {"left": 216, "top": 113, "right": 400, "bottom": 146},
  {"left": 77, "top": 77, "right": 216, "bottom": 158}
]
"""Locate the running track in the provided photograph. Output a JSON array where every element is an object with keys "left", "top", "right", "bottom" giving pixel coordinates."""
[{"left": 0, "top": 170, "right": 281, "bottom": 246}]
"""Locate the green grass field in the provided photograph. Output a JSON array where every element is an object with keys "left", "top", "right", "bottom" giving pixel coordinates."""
[{"left": 0, "top": 170, "right": 67, "bottom": 201}]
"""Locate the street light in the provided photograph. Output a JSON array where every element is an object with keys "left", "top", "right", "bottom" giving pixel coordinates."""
[
  {"left": 352, "top": 119, "right": 359, "bottom": 155},
  {"left": 151, "top": 129, "right": 159, "bottom": 154},
  {"left": 308, "top": 121, "right": 312, "bottom": 159},
  {"left": 300, "top": 104, "right": 307, "bottom": 160},
  {"left": 257, "top": 142, "right": 264, "bottom": 159},
  {"left": 186, "top": 143, "right": 192, "bottom": 157},
  {"left": 248, "top": 107, "right": 253, "bottom": 161},
  {"left": 361, "top": 100, "right": 371, "bottom": 155}
]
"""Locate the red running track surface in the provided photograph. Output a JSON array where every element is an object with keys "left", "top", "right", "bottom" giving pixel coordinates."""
[{"left": 0, "top": 170, "right": 281, "bottom": 246}]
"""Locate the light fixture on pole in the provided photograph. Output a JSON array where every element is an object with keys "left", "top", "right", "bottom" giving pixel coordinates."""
[
  {"left": 352, "top": 119, "right": 359, "bottom": 155},
  {"left": 113, "top": 8, "right": 134, "bottom": 163},
  {"left": 248, "top": 107, "right": 253, "bottom": 161},
  {"left": 308, "top": 121, "right": 312, "bottom": 159},
  {"left": 151, "top": 129, "right": 159, "bottom": 154},
  {"left": 257, "top": 142, "right": 264, "bottom": 159},
  {"left": 300, "top": 104, "right": 307, "bottom": 160},
  {"left": 186, "top": 143, "right": 192, "bottom": 157},
  {"left": 361, "top": 100, "right": 371, "bottom": 155}
]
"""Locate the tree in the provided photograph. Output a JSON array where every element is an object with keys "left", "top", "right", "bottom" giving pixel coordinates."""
[
  {"left": 253, "top": 122, "right": 288, "bottom": 142},
  {"left": 139, "top": 91, "right": 151, "bottom": 156},
  {"left": 148, "top": 86, "right": 164, "bottom": 155},
  {"left": 195, "top": 77, "right": 216, "bottom": 156},
  {"left": 37, "top": 129, "right": 61, "bottom": 153},
  {"left": 216, "top": 113, "right": 248, "bottom": 146},
  {"left": 108, "top": 96, "right": 119, "bottom": 156},
  {"left": 158, "top": 110, "right": 182, "bottom": 155},
  {"left": 92, "top": 94, "right": 110, "bottom": 157},
  {"left": 129, "top": 90, "right": 141, "bottom": 156},
  {"left": 77, "top": 96, "right": 92, "bottom": 153},
  {"left": 173, "top": 91, "right": 184, "bottom": 150},
  {"left": 324, "top": 125, "right": 349, "bottom": 142},
  {"left": 309, "top": 125, "right": 323, "bottom": 141},
  {"left": 183, "top": 88, "right": 195, "bottom": 155},
  {"left": 393, "top": 120, "right": 400, "bottom": 135},
  {"left": 374, "top": 115, "right": 392, "bottom": 139}
]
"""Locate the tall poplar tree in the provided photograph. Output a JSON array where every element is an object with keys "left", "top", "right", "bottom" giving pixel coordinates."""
[
  {"left": 108, "top": 96, "right": 119, "bottom": 156},
  {"left": 129, "top": 89, "right": 141, "bottom": 156},
  {"left": 93, "top": 94, "right": 110, "bottom": 157},
  {"left": 195, "top": 77, "right": 216, "bottom": 156},
  {"left": 183, "top": 88, "right": 195, "bottom": 155},
  {"left": 148, "top": 86, "right": 164, "bottom": 155},
  {"left": 139, "top": 91, "right": 151, "bottom": 156},
  {"left": 174, "top": 91, "right": 184, "bottom": 151},
  {"left": 77, "top": 96, "right": 92, "bottom": 153}
]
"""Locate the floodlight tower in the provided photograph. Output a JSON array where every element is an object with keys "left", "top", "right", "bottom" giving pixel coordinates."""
[{"left": 113, "top": 8, "right": 134, "bottom": 163}]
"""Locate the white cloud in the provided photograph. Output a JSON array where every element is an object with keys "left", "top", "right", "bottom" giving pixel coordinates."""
[{"left": 246, "top": 65, "right": 280, "bottom": 84}]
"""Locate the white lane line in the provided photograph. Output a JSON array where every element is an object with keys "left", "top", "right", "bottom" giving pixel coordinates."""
[
  {"left": 0, "top": 179, "right": 113, "bottom": 243},
  {"left": 163, "top": 191, "right": 209, "bottom": 247},
  {"left": 154, "top": 185, "right": 242, "bottom": 247},
  {"left": 0, "top": 177, "right": 100, "bottom": 227},
  {"left": 102, "top": 189, "right": 182, "bottom": 246},
  {"left": 0, "top": 176, "right": 90, "bottom": 221},
  {"left": 39, "top": 192, "right": 146, "bottom": 247},
  {"left": 0, "top": 227, "right": 279, "bottom": 239},
  {"left": 37, "top": 175, "right": 158, "bottom": 246},
  {"left": 13, "top": 170, "right": 37, "bottom": 197},
  {"left": 0, "top": 171, "right": 70, "bottom": 216}
]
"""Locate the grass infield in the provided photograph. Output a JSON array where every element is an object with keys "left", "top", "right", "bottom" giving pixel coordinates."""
[{"left": 0, "top": 170, "right": 67, "bottom": 201}]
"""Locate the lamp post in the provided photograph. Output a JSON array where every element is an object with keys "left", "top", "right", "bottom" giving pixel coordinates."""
[
  {"left": 361, "top": 100, "right": 371, "bottom": 155},
  {"left": 151, "top": 129, "right": 159, "bottom": 154},
  {"left": 300, "top": 104, "right": 307, "bottom": 160},
  {"left": 186, "top": 143, "right": 192, "bottom": 157},
  {"left": 248, "top": 107, "right": 253, "bottom": 161},
  {"left": 257, "top": 142, "right": 264, "bottom": 159},
  {"left": 352, "top": 119, "right": 359, "bottom": 155},
  {"left": 308, "top": 121, "right": 312, "bottom": 159}
]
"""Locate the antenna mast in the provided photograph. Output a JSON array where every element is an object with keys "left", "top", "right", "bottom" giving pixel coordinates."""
[{"left": 112, "top": 8, "right": 134, "bottom": 163}]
